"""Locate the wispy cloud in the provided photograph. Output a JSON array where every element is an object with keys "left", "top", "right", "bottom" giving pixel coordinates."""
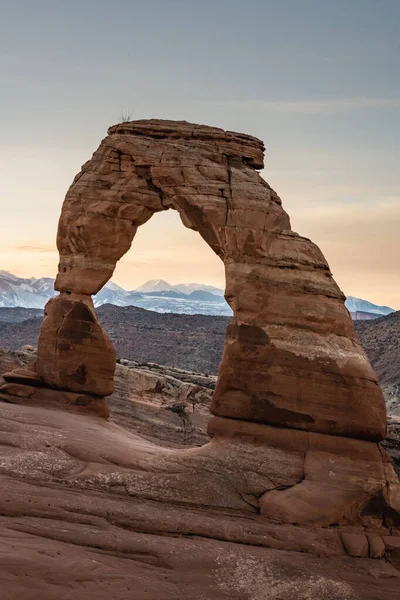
[
  {"left": 202, "top": 97, "right": 400, "bottom": 114},
  {"left": 15, "top": 244, "right": 56, "bottom": 253}
]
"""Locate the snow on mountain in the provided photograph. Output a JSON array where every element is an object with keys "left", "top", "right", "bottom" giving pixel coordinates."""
[
  {"left": 123, "top": 293, "right": 231, "bottom": 316},
  {"left": 0, "top": 271, "right": 22, "bottom": 283},
  {"left": 173, "top": 283, "right": 224, "bottom": 296},
  {"left": 30, "top": 277, "right": 55, "bottom": 295},
  {"left": 135, "top": 279, "right": 174, "bottom": 293},
  {"left": 0, "top": 272, "right": 54, "bottom": 309},
  {"left": 0, "top": 272, "right": 395, "bottom": 319},
  {"left": 93, "top": 288, "right": 129, "bottom": 307},
  {"left": 104, "top": 281, "right": 127, "bottom": 293},
  {"left": 134, "top": 280, "right": 225, "bottom": 296},
  {"left": 93, "top": 281, "right": 130, "bottom": 307},
  {"left": 0, "top": 271, "right": 130, "bottom": 310},
  {"left": 345, "top": 296, "right": 394, "bottom": 316}
]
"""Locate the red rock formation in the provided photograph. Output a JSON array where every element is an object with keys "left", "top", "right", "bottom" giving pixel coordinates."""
[
  {"left": 0, "top": 396, "right": 400, "bottom": 598},
  {"left": 1, "top": 120, "right": 399, "bottom": 597},
  {"left": 9, "top": 119, "right": 386, "bottom": 440},
  {"left": 36, "top": 294, "right": 115, "bottom": 396}
]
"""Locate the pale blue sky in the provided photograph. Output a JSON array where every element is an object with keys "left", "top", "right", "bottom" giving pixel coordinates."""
[{"left": 1, "top": 0, "right": 399, "bottom": 305}]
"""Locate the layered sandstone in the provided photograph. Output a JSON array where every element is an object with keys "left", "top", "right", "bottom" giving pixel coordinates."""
[
  {"left": 0, "top": 396, "right": 400, "bottom": 599},
  {"left": 6, "top": 118, "right": 385, "bottom": 440},
  {"left": 0, "top": 347, "right": 400, "bottom": 596},
  {"left": 1, "top": 119, "right": 399, "bottom": 598},
  {"left": 1, "top": 346, "right": 212, "bottom": 447},
  {"left": 36, "top": 294, "right": 116, "bottom": 396}
]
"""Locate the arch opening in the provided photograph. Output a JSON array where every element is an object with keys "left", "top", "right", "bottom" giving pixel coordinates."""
[
  {"left": 112, "top": 208, "right": 227, "bottom": 310},
  {"left": 91, "top": 208, "right": 230, "bottom": 447}
]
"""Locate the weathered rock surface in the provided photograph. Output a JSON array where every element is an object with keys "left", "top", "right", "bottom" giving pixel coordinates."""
[
  {"left": 1, "top": 308, "right": 399, "bottom": 451},
  {"left": 5, "top": 344, "right": 400, "bottom": 469},
  {"left": 0, "top": 348, "right": 20, "bottom": 381},
  {"left": 1, "top": 347, "right": 400, "bottom": 597},
  {"left": 1, "top": 119, "right": 399, "bottom": 598},
  {"left": 2, "top": 346, "right": 212, "bottom": 448},
  {"left": 386, "top": 417, "right": 400, "bottom": 475},
  {"left": 36, "top": 294, "right": 116, "bottom": 396},
  {"left": 0, "top": 400, "right": 400, "bottom": 599},
  {"left": 110, "top": 358, "right": 213, "bottom": 447},
  {"left": 4, "top": 118, "right": 385, "bottom": 440}
]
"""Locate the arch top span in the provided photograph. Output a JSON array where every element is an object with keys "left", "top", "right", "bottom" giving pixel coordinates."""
[
  {"left": 107, "top": 119, "right": 266, "bottom": 169},
  {"left": 55, "top": 119, "right": 269, "bottom": 296},
  {"left": 6, "top": 118, "right": 388, "bottom": 444}
]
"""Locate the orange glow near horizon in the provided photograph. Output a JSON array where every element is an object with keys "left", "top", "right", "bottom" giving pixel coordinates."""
[{"left": 2, "top": 195, "right": 400, "bottom": 309}]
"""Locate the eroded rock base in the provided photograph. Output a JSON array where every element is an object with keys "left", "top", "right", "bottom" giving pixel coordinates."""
[
  {"left": 0, "top": 399, "right": 399, "bottom": 599},
  {"left": 0, "top": 383, "right": 109, "bottom": 419}
]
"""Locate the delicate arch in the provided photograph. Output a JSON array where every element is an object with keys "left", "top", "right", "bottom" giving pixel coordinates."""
[{"left": 32, "top": 119, "right": 385, "bottom": 441}]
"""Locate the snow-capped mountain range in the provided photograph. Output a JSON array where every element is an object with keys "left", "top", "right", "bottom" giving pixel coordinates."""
[
  {"left": 0, "top": 272, "right": 231, "bottom": 316},
  {"left": 135, "top": 279, "right": 224, "bottom": 296},
  {"left": 343, "top": 296, "right": 393, "bottom": 316},
  {"left": 0, "top": 271, "right": 395, "bottom": 318},
  {"left": 0, "top": 271, "right": 55, "bottom": 310}
]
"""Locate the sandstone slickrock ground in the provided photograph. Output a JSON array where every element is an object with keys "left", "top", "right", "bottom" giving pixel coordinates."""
[
  {"left": 1, "top": 346, "right": 212, "bottom": 449},
  {"left": 1, "top": 119, "right": 400, "bottom": 599},
  {"left": 0, "top": 354, "right": 400, "bottom": 597},
  {"left": 0, "top": 398, "right": 400, "bottom": 599}
]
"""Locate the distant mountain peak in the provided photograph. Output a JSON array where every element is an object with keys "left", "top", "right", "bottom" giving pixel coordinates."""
[
  {"left": 345, "top": 296, "right": 394, "bottom": 316},
  {"left": 105, "top": 281, "right": 127, "bottom": 293},
  {"left": 135, "top": 279, "right": 174, "bottom": 293},
  {"left": 0, "top": 271, "right": 25, "bottom": 282},
  {"left": 134, "top": 279, "right": 225, "bottom": 297}
]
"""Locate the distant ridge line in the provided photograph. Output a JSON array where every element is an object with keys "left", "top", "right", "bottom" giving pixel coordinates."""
[{"left": 0, "top": 272, "right": 395, "bottom": 319}]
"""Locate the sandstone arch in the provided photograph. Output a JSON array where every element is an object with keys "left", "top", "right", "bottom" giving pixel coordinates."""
[
  {"left": 31, "top": 119, "right": 385, "bottom": 440},
  {"left": 1, "top": 119, "right": 400, "bottom": 545}
]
